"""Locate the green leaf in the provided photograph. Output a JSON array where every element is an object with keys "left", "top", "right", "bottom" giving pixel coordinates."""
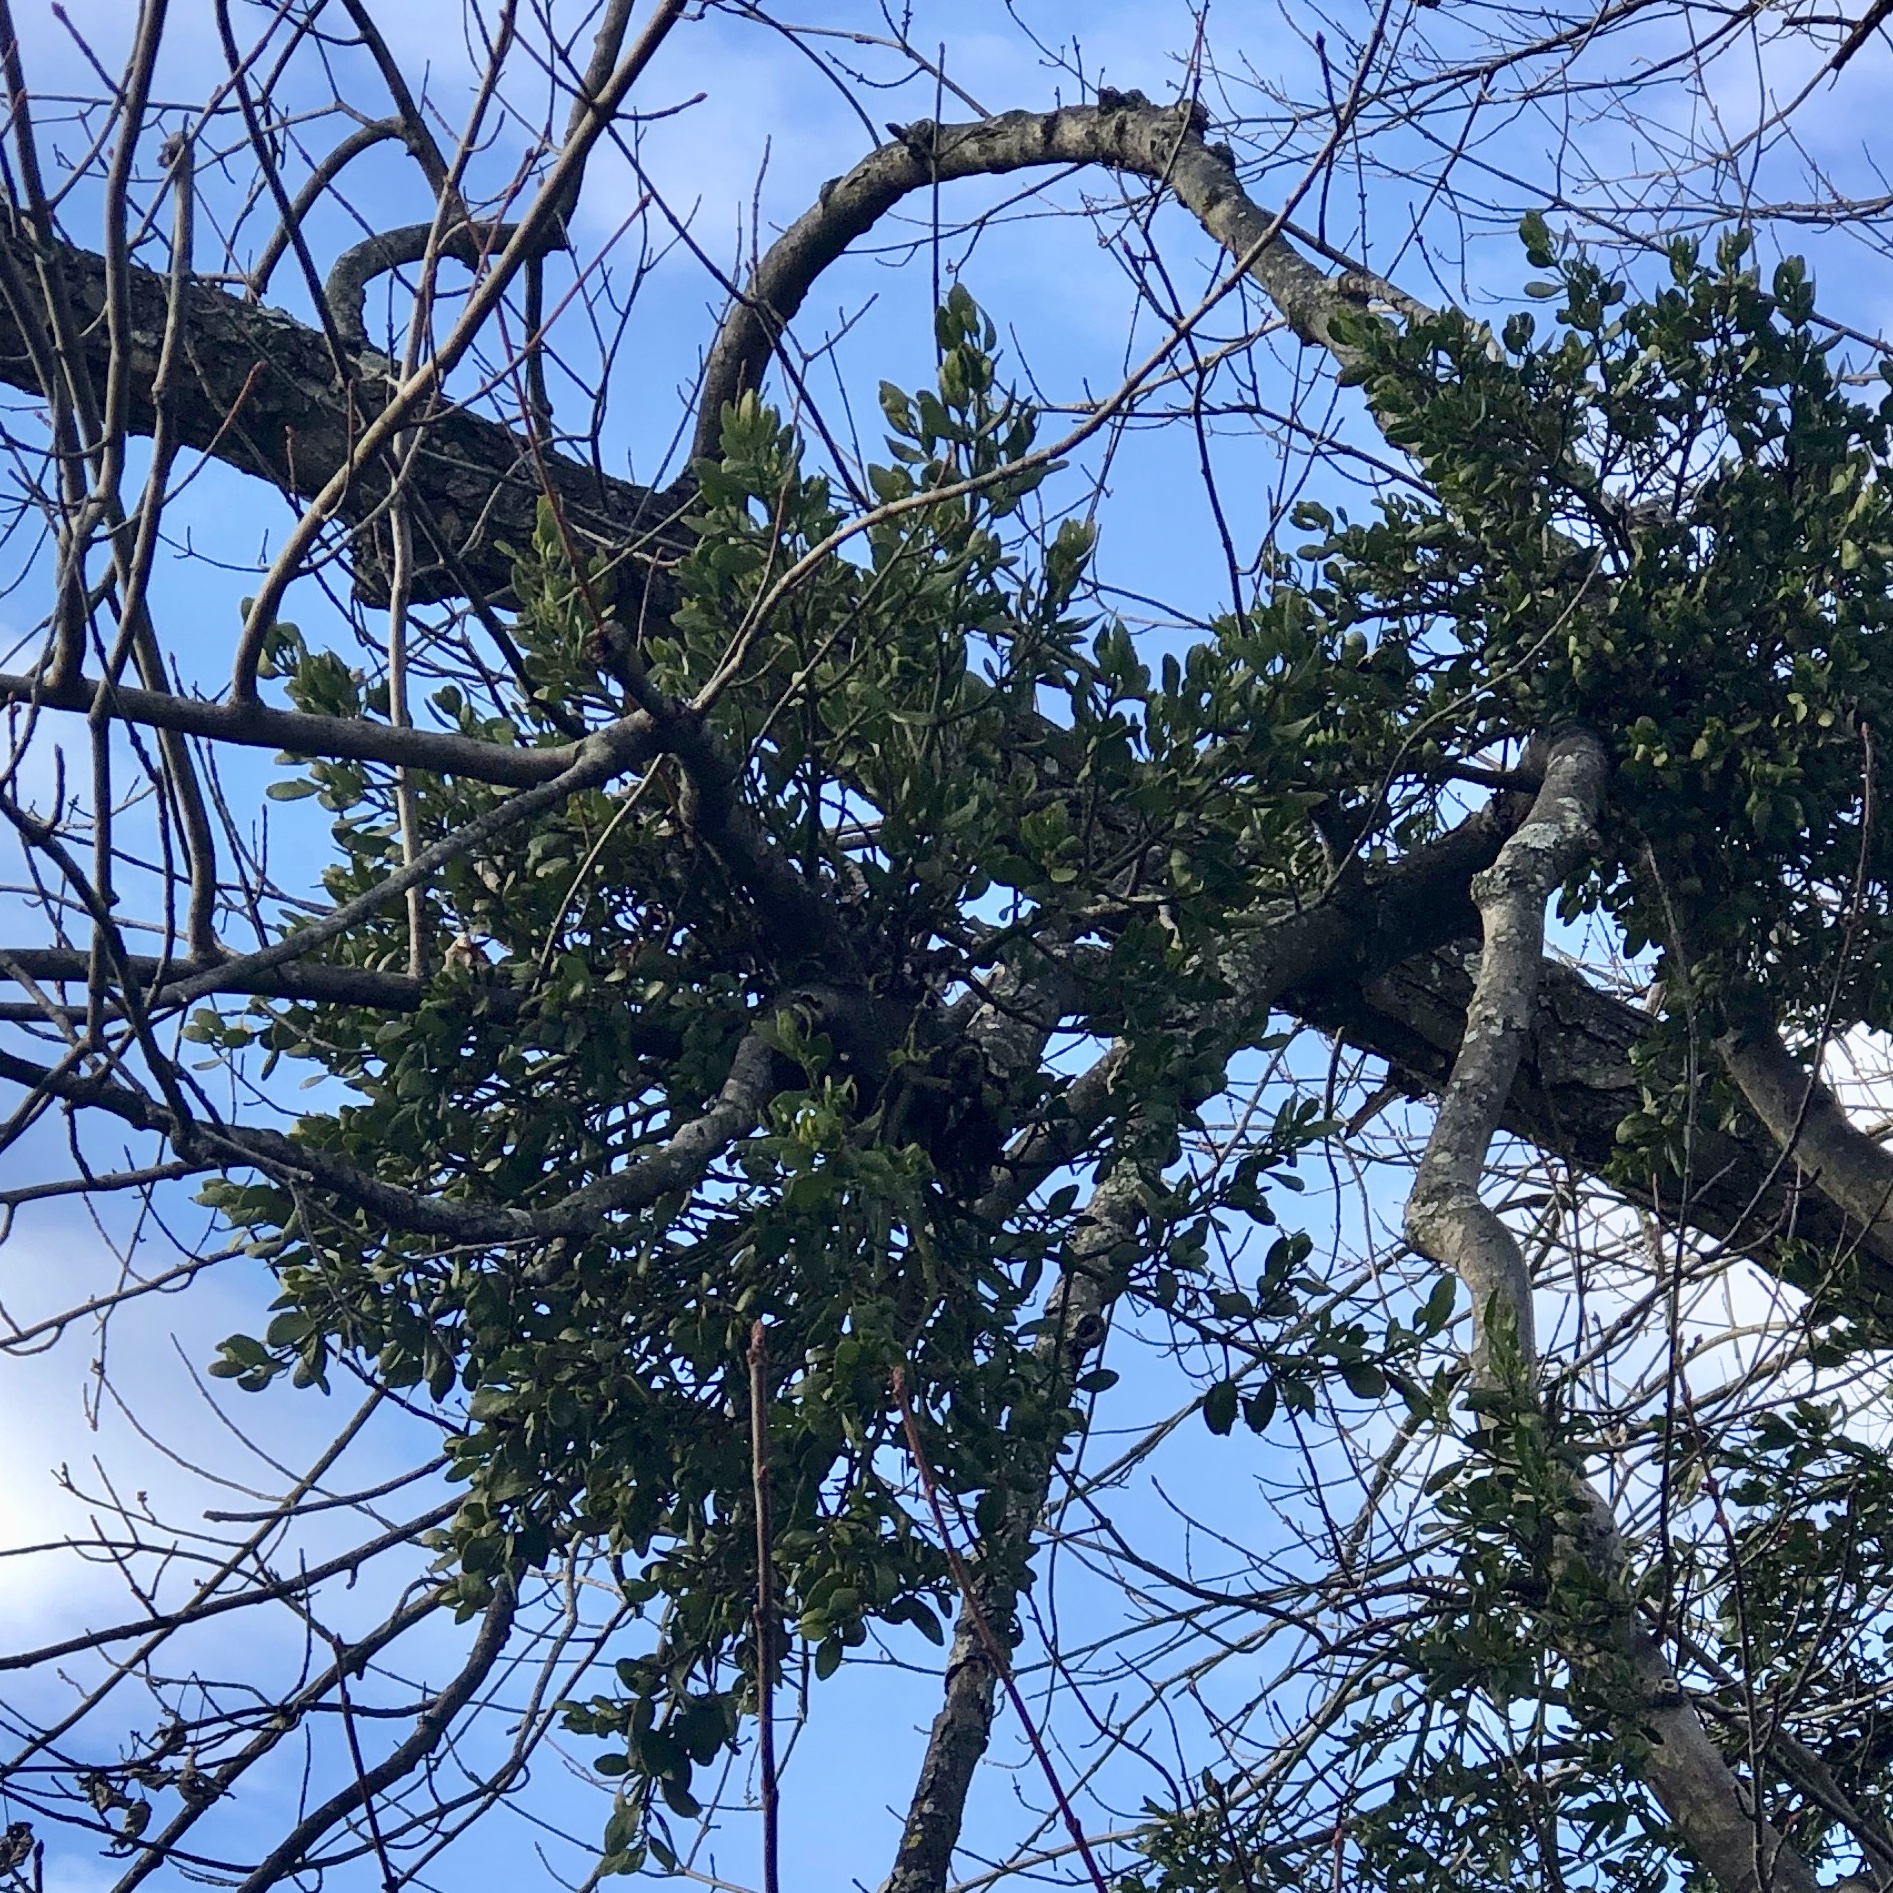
[{"left": 1341, "top": 1361, "right": 1387, "bottom": 1401}]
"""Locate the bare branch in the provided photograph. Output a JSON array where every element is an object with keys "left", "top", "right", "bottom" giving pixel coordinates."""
[{"left": 697, "top": 92, "right": 1430, "bottom": 460}]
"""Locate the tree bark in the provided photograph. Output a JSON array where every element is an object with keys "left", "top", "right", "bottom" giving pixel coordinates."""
[
  {"left": 1718, "top": 1020, "right": 1893, "bottom": 1256},
  {"left": 1298, "top": 949, "right": 1893, "bottom": 1333},
  {"left": 1403, "top": 731, "right": 1819, "bottom": 1893},
  {"left": 695, "top": 95, "right": 1429, "bottom": 461},
  {"left": 882, "top": 1174, "right": 1139, "bottom": 1893},
  {"left": 0, "top": 216, "right": 688, "bottom": 606}
]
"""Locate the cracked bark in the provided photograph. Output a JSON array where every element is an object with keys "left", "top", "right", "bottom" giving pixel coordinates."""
[
  {"left": 0, "top": 98, "right": 1826, "bottom": 1311},
  {"left": 0, "top": 216, "right": 689, "bottom": 606},
  {"left": 1403, "top": 730, "right": 1817, "bottom": 1893}
]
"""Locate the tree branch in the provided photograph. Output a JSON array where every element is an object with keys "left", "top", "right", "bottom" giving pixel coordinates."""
[
  {"left": 1405, "top": 732, "right": 1608, "bottom": 1383},
  {"left": 697, "top": 91, "right": 1429, "bottom": 460},
  {"left": 0, "top": 1012, "right": 779, "bottom": 1247},
  {"left": 0, "top": 220, "right": 689, "bottom": 605},
  {"left": 1402, "top": 730, "right": 1818, "bottom": 1893},
  {"left": 1716, "top": 1020, "right": 1893, "bottom": 1258},
  {"left": 0, "top": 669, "right": 609, "bottom": 785},
  {"left": 324, "top": 218, "right": 526, "bottom": 353},
  {"left": 882, "top": 1172, "right": 1141, "bottom": 1893},
  {"left": 230, "top": 1584, "right": 518, "bottom": 1893},
  {"left": 1298, "top": 951, "right": 1893, "bottom": 1333}
]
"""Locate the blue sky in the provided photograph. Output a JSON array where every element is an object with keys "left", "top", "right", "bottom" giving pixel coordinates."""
[{"left": 5, "top": 3, "right": 1893, "bottom": 1890}]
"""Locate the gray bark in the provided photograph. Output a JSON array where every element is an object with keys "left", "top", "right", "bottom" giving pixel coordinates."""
[
  {"left": 0, "top": 215, "right": 689, "bottom": 606},
  {"left": 881, "top": 1174, "right": 1138, "bottom": 1893},
  {"left": 1403, "top": 731, "right": 1818, "bottom": 1893},
  {"left": 696, "top": 93, "right": 1426, "bottom": 461},
  {"left": 1296, "top": 950, "right": 1893, "bottom": 1334},
  {"left": 1719, "top": 1020, "right": 1893, "bottom": 1256}
]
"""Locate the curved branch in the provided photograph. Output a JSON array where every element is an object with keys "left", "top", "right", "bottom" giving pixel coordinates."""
[
  {"left": 1405, "top": 732, "right": 1608, "bottom": 1382},
  {"left": 226, "top": 0, "right": 689, "bottom": 699},
  {"left": 1301, "top": 951, "right": 1893, "bottom": 1332},
  {"left": 695, "top": 91, "right": 1430, "bottom": 460},
  {"left": 249, "top": 119, "right": 405, "bottom": 297},
  {"left": 1717, "top": 1020, "right": 1893, "bottom": 1252},
  {"left": 324, "top": 218, "right": 527, "bottom": 352},
  {"left": 1403, "top": 730, "right": 1819, "bottom": 1893}
]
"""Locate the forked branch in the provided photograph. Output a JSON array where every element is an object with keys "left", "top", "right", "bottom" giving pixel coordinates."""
[{"left": 1404, "top": 729, "right": 1817, "bottom": 1893}]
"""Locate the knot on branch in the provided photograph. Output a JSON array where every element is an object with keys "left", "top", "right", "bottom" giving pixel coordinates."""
[
  {"left": 885, "top": 118, "right": 938, "bottom": 159},
  {"left": 1094, "top": 87, "right": 1210, "bottom": 137}
]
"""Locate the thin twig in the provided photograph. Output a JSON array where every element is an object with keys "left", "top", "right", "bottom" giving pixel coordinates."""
[{"left": 748, "top": 1319, "right": 780, "bottom": 1893}]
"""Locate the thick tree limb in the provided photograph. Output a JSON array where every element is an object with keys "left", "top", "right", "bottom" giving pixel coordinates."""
[
  {"left": 0, "top": 92, "right": 1416, "bottom": 610},
  {"left": 1717, "top": 1021, "right": 1893, "bottom": 1253},
  {"left": 224, "top": 0, "right": 686, "bottom": 694},
  {"left": 0, "top": 219, "right": 689, "bottom": 605},
  {"left": 1405, "top": 732, "right": 1606, "bottom": 1381},
  {"left": 1403, "top": 730, "right": 1818, "bottom": 1893},
  {"left": 709, "top": 103, "right": 1893, "bottom": 1345},
  {"left": 1298, "top": 953, "right": 1893, "bottom": 1332},
  {"left": 677, "top": 89, "right": 1893, "bottom": 1356},
  {"left": 877, "top": 809, "right": 1537, "bottom": 1893}
]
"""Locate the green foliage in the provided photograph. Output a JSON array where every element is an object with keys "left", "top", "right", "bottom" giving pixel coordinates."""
[
  {"left": 1321, "top": 222, "right": 1893, "bottom": 1033},
  {"left": 191, "top": 236, "right": 1893, "bottom": 1882},
  {"left": 1116, "top": 224, "right": 1893, "bottom": 1891},
  {"left": 194, "top": 292, "right": 1358, "bottom": 1852}
]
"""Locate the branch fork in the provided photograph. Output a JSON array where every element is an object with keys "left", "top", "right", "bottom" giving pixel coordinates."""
[
  {"left": 1404, "top": 730, "right": 1607, "bottom": 1387},
  {"left": 1404, "top": 727, "right": 1821, "bottom": 1893}
]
